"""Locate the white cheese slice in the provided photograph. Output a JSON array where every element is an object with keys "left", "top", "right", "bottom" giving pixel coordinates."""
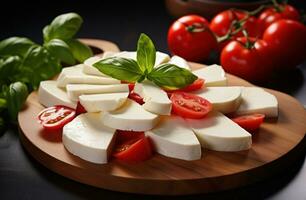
[
  {"left": 168, "top": 55, "right": 191, "bottom": 70},
  {"left": 56, "top": 64, "right": 120, "bottom": 87},
  {"left": 193, "top": 64, "right": 227, "bottom": 86},
  {"left": 102, "top": 99, "right": 160, "bottom": 131},
  {"left": 66, "top": 84, "right": 129, "bottom": 101},
  {"left": 62, "top": 113, "right": 116, "bottom": 164},
  {"left": 79, "top": 92, "right": 129, "bottom": 112},
  {"left": 146, "top": 116, "right": 201, "bottom": 161},
  {"left": 187, "top": 112, "right": 252, "bottom": 152},
  {"left": 134, "top": 82, "right": 172, "bottom": 115},
  {"left": 193, "top": 87, "right": 242, "bottom": 114},
  {"left": 38, "top": 80, "right": 76, "bottom": 108},
  {"left": 237, "top": 87, "right": 278, "bottom": 117}
]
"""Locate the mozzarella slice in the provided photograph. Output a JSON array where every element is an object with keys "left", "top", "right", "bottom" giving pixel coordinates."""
[
  {"left": 187, "top": 112, "right": 252, "bottom": 152},
  {"left": 79, "top": 92, "right": 129, "bottom": 112},
  {"left": 102, "top": 99, "right": 160, "bottom": 131},
  {"left": 62, "top": 113, "right": 116, "bottom": 164},
  {"left": 57, "top": 64, "right": 120, "bottom": 87},
  {"left": 146, "top": 116, "right": 201, "bottom": 161},
  {"left": 66, "top": 84, "right": 129, "bottom": 101},
  {"left": 193, "top": 87, "right": 242, "bottom": 114},
  {"left": 168, "top": 55, "right": 191, "bottom": 70},
  {"left": 237, "top": 87, "right": 278, "bottom": 117},
  {"left": 134, "top": 82, "right": 172, "bottom": 115},
  {"left": 193, "top": 64, "right": 227, "bottom": 86},
  {"left": 38, "top": 80, "right": 76, "bottom": 108}
]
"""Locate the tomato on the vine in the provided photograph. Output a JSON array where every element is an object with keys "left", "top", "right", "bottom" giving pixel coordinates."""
[
  {"left": 168, "top": 15, "right": 217, "bottom": 62},
  {"left": 221, "top": 37, "right": 274, "bottom": 83},
  {"left": 263, "top": 19, "right": 306, "bottom": 70}
]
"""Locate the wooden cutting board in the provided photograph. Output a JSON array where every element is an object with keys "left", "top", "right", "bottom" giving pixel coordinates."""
[{"left": 18, "top": 39, "right": 306, "bottom": 195}]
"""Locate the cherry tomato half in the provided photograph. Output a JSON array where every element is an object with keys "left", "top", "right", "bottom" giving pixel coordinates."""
[
  {"left": 170, "top": 92, "right": 212, "bottom": 119},
  {"left": 231, "top": 114, "right": 265, "bottom": 132},
  {"left": 38, "top": 105, "right": 76, "bottom": 131},
  {"left": 168, "top": 15, "right": 217, "bottom": 62},
  {"left": 112, "top": 130, "right": 153, "bottom": 162},
  {"left": 128, "top": 91, "right": 144, "bottom": 105}
]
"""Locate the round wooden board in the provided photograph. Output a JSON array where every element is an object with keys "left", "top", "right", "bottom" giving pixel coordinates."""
[{"left": 18, "top": 39, "right": 306, "bottom": 195}]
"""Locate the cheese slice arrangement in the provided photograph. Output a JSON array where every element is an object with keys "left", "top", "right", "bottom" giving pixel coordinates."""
[{"left": 37, "top": 33, "right": 279, "bottom": 164}]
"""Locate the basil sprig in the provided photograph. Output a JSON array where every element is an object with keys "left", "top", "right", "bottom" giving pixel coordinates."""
[{"left": 94, "top": 33, "right": 197, "bottom": 88}]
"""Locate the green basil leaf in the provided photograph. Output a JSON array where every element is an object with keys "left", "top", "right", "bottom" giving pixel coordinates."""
[
  {"left": 20, "top": 46, "right": 61, "bottom": 89},
  {"left": 45, "top": 39, "right": 75, "bottom": 65},
  {"left": 93, "top": 57, "right": 144, "bottom": 82},
  {"left": 137, "top": 33, "right": 156, "bottom": 73},
  {"left": 66, "top": 39, "right": 93, "bottom": 63},
  {"left": 0, "top": 37, "right": 35, "bottom": 57},
  {"left": 0, "top": 98, "right": 6, "bottom": 111},
  {"left": 44, "top": 13, "right": 83, "bottom": 42},
  {"left": 147, "top": 63, "right": 198, "bottom": 88},
  {"left": 0, "top": 56, "right": 22, "bottom": 84},
  {"left": 2, "top": 82, "right": 28, "bottom": 121}
]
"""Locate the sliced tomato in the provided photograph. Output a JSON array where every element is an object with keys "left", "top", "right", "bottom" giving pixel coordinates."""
[
  {"left": 231, "top": 114, "right": 265, "bottom": 132},
  {"left": 170, "top": 92, "right": 212, "bottom": 119},
  {"left": 121, "top": 81, "right": 135, "bottom": 92},
  {"left": 76, "top": 102, "right": 87, "bottom": 115},
  {"left": 165, "top": 78, "right": 205, "bottom": 94},
  {"left": 112, "top": 130, "right": 153, "bottom": 162},
  {"left": 128, "top": 91, "right": 144, "bottom": 105},
  {"left": 38, "top": 105, "right": 76, "bottom": 131}
]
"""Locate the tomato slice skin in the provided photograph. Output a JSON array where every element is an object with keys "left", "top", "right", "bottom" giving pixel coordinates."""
[
  {"left": 38, "top": 105, "right": 76, "bottom": 131},
  {"left": 170, "top": 92, "right": 212, "bottom": 119},
  {"left": 112, "top": 130, "right": 153, "bottom": 162},
  {"left": 165, "top": 78, "right": 205, "bottom": 94},
  {"left": 128, "top": 91, "right": 144, "bottom": 105},
  {"left": 76, "top": 102, "right": 87, "bottom": 115},
  {"left": 231, "top": 114, "right": 265, "bottom": 132}
]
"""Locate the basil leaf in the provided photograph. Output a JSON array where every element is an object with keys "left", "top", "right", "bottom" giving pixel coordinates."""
[
  {"left": 137, "top": 33, "right": 156, "bottom": 73},
  {"left": 2, "top": 82, "right": 28, "bottom": 121},
  {"left": 20, "top": 46, "right": 61, "bottom": 89},
  {"left": 0, "top": 37, "right": 35, "bottom": 57},
  {"left": 0, "top": 98, "right": 6, "bottom": 111},
  {"left": 147, "top": 63, "right": 198, "bottom": 88},
  {"left": 0, "top": 56, "right": 22, "bottom": 84},
  {"left": 45, "top": 39, "right": 75, "bottom": 65},
  {"left": 93, "top": 57, "right": 144, "bottom": 82},
  {"left": 66, "top": 39, "right": 93, "bottom": 63},
  {"left": 44, "top": 13, "right": 83, "bottom": 42}
]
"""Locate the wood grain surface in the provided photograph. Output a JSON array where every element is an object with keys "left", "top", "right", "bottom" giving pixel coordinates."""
[{"left": 18, "top": 39, "right": 306, "bottom": 195}]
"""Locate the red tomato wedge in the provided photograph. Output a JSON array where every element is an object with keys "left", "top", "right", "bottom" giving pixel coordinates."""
[
  {"left": 231, "top": 114, "right": 265, "bottom": 132},
  {"left": 112, "top": 130, "right": 153, "bottom": 162},
  {"left": 38, "top": 105, "right": 76, "bottom": 131},
  {"left": 170, "top": 92, "right": 212, "bottom": 119},
  {"left": 76, "top": 102, "right": 87, "bottom": 115},
  {"left": 128, "top": 91, "right": 144, "bottom": 105},
  {"left": 165, "top": 78, "right": 205, "bottom": 94}
]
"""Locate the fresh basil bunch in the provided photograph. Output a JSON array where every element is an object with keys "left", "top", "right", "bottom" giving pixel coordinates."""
[
  {"left": 94, "top": 33, "right": 197, "bottom": 89},
  {"left": 0, "top": 13, "right": 92, "bottom": 132}
]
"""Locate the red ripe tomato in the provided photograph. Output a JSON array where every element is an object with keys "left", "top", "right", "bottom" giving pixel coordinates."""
[
  {"left": 165, "top": 78, "right": 204, "bottom": 94},
  {"left": 128, "top": 91, "right": 144, "bottom": 105},
  {"left": 170, "top": 92, "right": 212, "bottom": 119},
  {"left": 210, "top": 10, "right": 260, "bottom": 51},
  {"left": 263, "top": 19, "right": 306, "bottom": 70},
  {"left": 231, "top": 114, "right": 265, "bottom": 132},
  {"left": 221, "top": 37, "right": 274, "bottom": 83},
  {"left": 76, "top": 102, "right": 87, "bottom": 115},
  {"left": 38, "top": 105, "right": 76, "bottom": 131},
  {"left": 168, "top": 15, "right": 217, "bottom": 62},
  {"left": 258, "top": 4, "right": 300, "bottom": 35},
  {"left": 112, "top": 130, "right": 153, "bottom": 162}
]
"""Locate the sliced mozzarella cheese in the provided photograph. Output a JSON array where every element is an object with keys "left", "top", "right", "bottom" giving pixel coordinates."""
[
  {"left": 79, "top": 92, "right": 129, "bottom": 112},
  {"left": 57, "top": 64, "right": 120, "bottom": 87},
  {"left": 102, "top": 99, "right": 160, "bottom": 131},
  {"left": 193, "top": 64, "right": 227, "bottom": 86},
  {"left": 193, "top": 87, "right": 242, "bottom": 114},
  {"left": 134, "top": 82, "right": 172, "bottom": 115},
  {"left": 187, "top": 112, "right": 252, "bottom": 152},
  {"left": 168, "top": 55, "right": 191, "bottom": 70},
  {"left": 237, "top": 87, "right": 278, "bottom": 117},
  {"left": 38, "top": 80, "right": 76, "bottom": 108},
  {"left": 146, "top": 116, "right": 201, "bottom": 161},
  {"left": 62, "top": 113, "right": 116, "bottom": 164},
  {"left": 66, "top": 84, "right": 129, "bottom": 101}
]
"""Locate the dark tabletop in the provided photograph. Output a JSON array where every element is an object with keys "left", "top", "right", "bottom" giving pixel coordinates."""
[{"left": 1, "top": 1, "right": 306, "bottom": 199}]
